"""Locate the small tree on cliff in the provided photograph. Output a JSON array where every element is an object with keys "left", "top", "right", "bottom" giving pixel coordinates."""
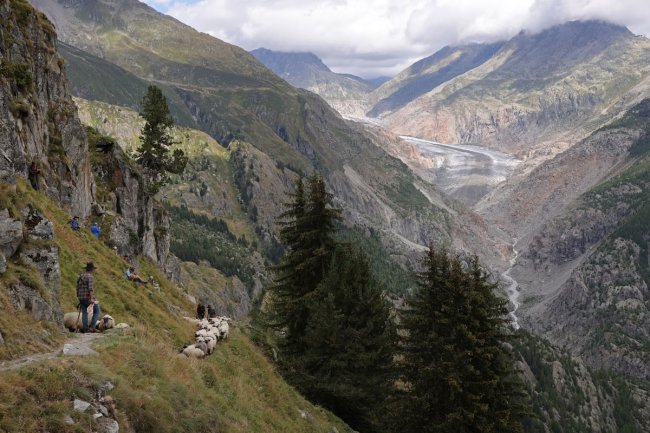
[{"left": 136, "top": 85, "right": 187, "bottom": 195}]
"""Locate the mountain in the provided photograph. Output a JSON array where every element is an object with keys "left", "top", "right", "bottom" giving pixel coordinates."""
[
  {"left": 3, "top": 1, "right": 650, "bottom": 432},
  {"left": 368, "top": 21, "right": 650, "bottom": 153},
  {"left": 30, "top": 0, "right": 503, "bottom": 268},
  {"left": 510, "top": 100, "right": 650, "bottom": 381},
  {"left": 250, "top": 48, "right": 374, "bottom": 116}
]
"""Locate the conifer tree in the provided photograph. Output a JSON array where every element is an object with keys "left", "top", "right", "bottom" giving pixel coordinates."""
[
  {"left": 268, "top": 174, "right": 341, "bottom": 352},
  {"left": 393, "top": 247, "right": 527, "bottom": 433},
  {"left": 136, "top": 85, "right": 188, "bottom": 195},
  {"left": 290, "top": 245, "right": 396, "bottom": 433}
]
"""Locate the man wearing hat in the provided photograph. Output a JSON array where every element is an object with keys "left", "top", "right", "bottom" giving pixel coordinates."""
[{"left": 77, "top": 262, "right": 101, "bottom": 333}]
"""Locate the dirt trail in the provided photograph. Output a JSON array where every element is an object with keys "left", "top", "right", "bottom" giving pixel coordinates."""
[{"left": 0, "top": 333, "right": 103, "bottom": 372}]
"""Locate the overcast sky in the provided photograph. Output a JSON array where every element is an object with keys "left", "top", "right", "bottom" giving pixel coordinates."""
[{"left": 143, "top": 0, "right": 650, "bottom": 78}]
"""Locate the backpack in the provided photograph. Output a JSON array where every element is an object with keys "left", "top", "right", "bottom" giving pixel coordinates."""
[{"left": 76, "top": 273, "right": 86, "bottom": 300}]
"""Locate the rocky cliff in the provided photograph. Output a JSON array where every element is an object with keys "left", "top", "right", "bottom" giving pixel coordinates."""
[
  {"left": 88, "top": 128, "right": 175, "bottom": 272},
  {"left": 513, "top": 101, "right": 650, "bottom": 381},
  {"left": 0, "top": 0, "right": 93, "bottom": 217},
  {"left": 0, "top": 0, "right": 177, "bottom": 336}
]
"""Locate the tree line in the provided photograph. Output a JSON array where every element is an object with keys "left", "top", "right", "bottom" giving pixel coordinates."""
[{"left": 264, "top": 174, "right": 529, "bottom": 433}]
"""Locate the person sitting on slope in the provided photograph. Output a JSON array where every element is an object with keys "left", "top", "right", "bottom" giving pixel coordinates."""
[{"left": 125, "top": 267, "right": 148, "bottom": 285}]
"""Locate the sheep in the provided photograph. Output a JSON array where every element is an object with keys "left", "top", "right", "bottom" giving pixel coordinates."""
[
  {"left": 64, "top": 312, "right": 118, "bottom": 333},
  {"left": 216, "top": 321, "right": 229, "bottom": 340},
  {"left": 204, "top": 336, "right": 217, "bottom": 354},
  {"left": 194, "top": 341, "right": 208, "bottom": 356},
  {"left": 98, "top": 315, "right": 115, "bottom": 331},
  {"left": 181, "top": 344, "right": 205, "bottom": 359},
  {"left": 63, "top": 312, "right": 82, "bottom": 332}
]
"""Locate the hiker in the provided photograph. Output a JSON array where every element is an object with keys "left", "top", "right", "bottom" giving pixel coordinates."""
[
  {"left": 28, "top": 161, "right": 40, "bottom": 190},
  {"left": 77, "top": 262, "right": 101, "bottom": 333},
  {"left": 207, "top": 304, "right": 216, "bottom": 318},
  {"left": 69, "top": 216, "right": 80, "bottom": 231},
  {"left": 197, "top": 303, "right": 206, "bottom": 319},
  {"left": 90, "top": 222, "right": 101, "bottom": 239},
  {"left": 125, "top": 267, "right": 148, "bottom": 285}
]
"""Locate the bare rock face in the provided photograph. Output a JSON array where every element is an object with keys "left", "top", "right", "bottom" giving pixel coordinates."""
[
  {"left": 19, "top": 244, "right": 62, "bottom": 322},
  {"left": 0, "top": 209, "right": 23, "bottom": 257},
  {"left": 0, "top": 0, "right": 94, "bottom": 217},
  {"left": 22, "top": 205, "right": 54, "bottom": 240},
  {"left": 93, "top": 144, "right": 173, "bottom": 268},
  {"left": 9, "top": 281, "right": 57, "bottom": 322},
  {"left": 541, "top": 238, "right": 650, "bottom": 380}
]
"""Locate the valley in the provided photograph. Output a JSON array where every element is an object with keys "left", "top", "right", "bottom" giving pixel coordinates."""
[{"left": 2, "top": 0, "right": 650, "bottom": 431}]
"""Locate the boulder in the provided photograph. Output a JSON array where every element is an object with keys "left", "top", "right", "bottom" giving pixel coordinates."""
[
  {"left": 22, "top": 206, "right": 54, "bottom": 240},
  {"left": 0, "top": 209, "right": 23, "bottom": 257},
  {"left": 73, "top": 399, "right": 91, "bottom": 412},
  {"left": 0, "top": 253, "right": 6, "bottom": 274},
  {"left": 20, "top": 245, "right": 63, "bottom": 322},
  {"left": 9, "top": 282, "right": 56, "bottom": 322},
  {"left": 96, "top": 417, "right": 119, "bottom": 433}
]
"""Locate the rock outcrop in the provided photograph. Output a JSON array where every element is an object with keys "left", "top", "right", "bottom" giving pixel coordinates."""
[
  {"left": 0, "top": 0, "right": 94, "bottom": 218},
  {"left": 91, "top": 141, "right": 175, "bottom": 270}
]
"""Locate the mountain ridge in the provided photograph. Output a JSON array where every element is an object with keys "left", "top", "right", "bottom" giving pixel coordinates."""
[{"left": 250, "top": 47, "right": 376, "bottom": 117}]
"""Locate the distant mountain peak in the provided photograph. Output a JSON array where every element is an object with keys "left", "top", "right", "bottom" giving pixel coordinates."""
[{"left": 250, "top": 48, "right": 331, "bottom": 74}]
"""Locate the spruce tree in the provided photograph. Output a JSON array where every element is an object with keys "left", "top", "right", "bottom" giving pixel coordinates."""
[
  {"left": 136, "top": 85, "right": 188, "bottom": 195},
  {"left": 393, "top": 247, "right": 527, "bottom": 433},
  {"left": 291, "top": 245, "right": 396, "bottom": 432},
  {"left": 268, "top": 174, "right": 341, "bottom": 352}
]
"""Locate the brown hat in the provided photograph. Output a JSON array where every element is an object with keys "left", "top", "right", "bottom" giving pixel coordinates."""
[{"left": 85, "top": 262, "right": 96, "bottom": 271}]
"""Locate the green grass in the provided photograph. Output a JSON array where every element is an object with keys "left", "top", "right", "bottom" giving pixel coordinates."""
[{"left": 0, "top": 181, "right": 353, "bottom": 433}]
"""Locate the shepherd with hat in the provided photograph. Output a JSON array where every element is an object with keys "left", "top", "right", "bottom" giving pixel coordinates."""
[{"left": 76, "top": 262, "right": 101, "bottom": 333}]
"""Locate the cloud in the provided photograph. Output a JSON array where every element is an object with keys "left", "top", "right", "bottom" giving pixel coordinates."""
[{"left": 142, "top": 0, "right": 650, "bottom": 77}]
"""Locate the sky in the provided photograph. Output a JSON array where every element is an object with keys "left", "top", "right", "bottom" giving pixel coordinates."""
[{"left": 143, "top": 0, "right": 650, "bottom": 78}]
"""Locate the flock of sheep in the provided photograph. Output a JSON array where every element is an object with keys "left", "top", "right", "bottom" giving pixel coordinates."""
[
  {"left": 181, "top": 317, "right": 230, "bottom": 359},
  {"left": 62, "top": 309, "right": 231, "bottom": 360}
]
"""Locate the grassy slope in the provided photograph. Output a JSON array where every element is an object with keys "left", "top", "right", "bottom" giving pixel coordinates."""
[
  {"left": 59, "top": 42, "right": 197, "bottom": 128},
  {"left": 0, "top": 181, "right": 353, "bottom": 433}
]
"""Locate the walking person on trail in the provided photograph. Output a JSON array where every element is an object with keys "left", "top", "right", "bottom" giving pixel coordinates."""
[
  {"left": 77, "top": 262, "right": 101, "bottom": 333},
  {"left": 90, "top": 222, "right": 101, "bottom": 239}
]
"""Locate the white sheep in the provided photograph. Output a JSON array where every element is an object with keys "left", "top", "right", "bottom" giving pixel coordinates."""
[
  {"left": 217, "top": 321, "right": 229, "bottom": 340},
  {"left": 194, "top": 341, "right": 208, "bottom": 356},
  {"left": 205, "top": 336, "right": 217, "bottom": 354},
  {"left": 182, "top": 344, "right": 205, "bottom": 359},
  {"left": 63, "top": 312, "right": 82, "bottom": 332},
  {"left": 98, "top": 315, "right": 115, "bottom": 331}
]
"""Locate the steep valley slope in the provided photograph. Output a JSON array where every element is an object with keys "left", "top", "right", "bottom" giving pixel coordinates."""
[
  {"left": 512, "top": 100, "right": 650, "bottom": 381},
  {"left": 29, "top": 0, "right": 508, "bottom": 268},
  {"left": 2, "top": 0, "right": 650, "bottom": 432},
  {"left": 250, "top": 48, "right": 375, "bottom": 118}
]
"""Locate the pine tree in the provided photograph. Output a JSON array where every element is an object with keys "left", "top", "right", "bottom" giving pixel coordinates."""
[
  {"left": 393, "top": 247, "right": 527, "bottom": 433},
  {"left": 268, "top": 174, "right": 341, "bottom": 352},
  {"left": 136, "top": 85, "right": 188, "bottom": 195},
  {"left": 290, "top": 245, "right": 396, "bottom": 432}
]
